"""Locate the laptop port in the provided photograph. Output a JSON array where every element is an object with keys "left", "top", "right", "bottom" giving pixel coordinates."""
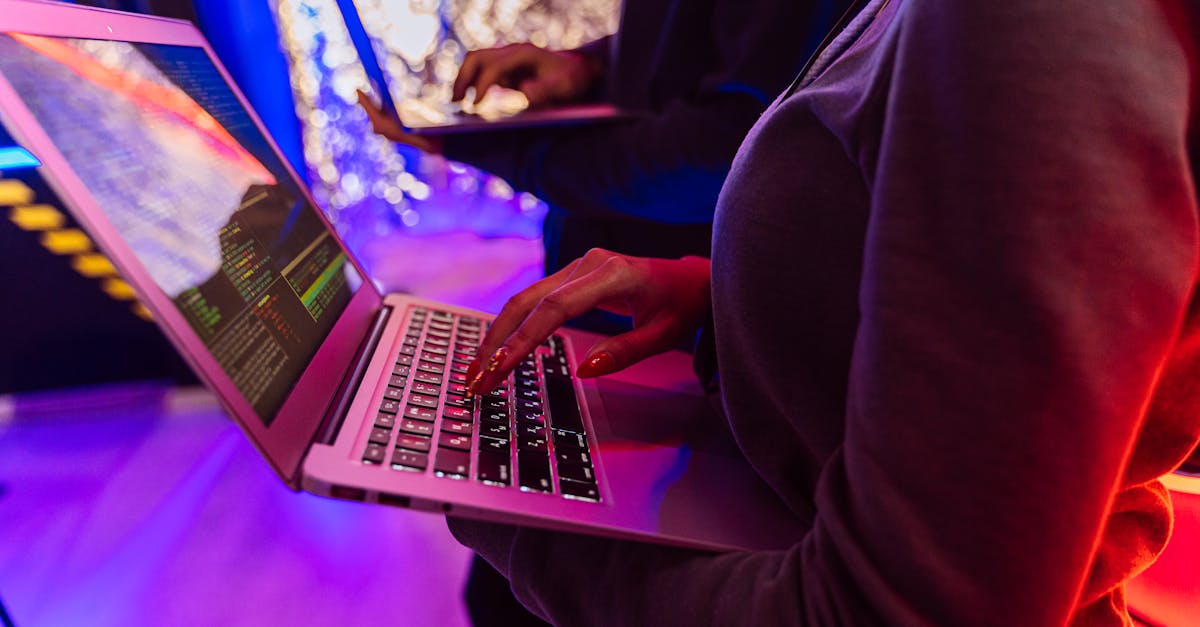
[
  {"left": 379, "top": 493, "right": 411, "bottom": 508},
  {"left": 330, "top": 485, "right": 366, "bottom": 501}
]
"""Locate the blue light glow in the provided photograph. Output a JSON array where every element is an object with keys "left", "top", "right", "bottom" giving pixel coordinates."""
[{"left": 0, "top": 146, "right": 40, "bottom": 170}]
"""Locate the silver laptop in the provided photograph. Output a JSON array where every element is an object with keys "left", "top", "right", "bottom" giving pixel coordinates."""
[
  {"left": 0, "top": 1, "right": 800, "bottom": 551},
  {"left": 339, "top": 0, "right": 633, "bottom": 136}
]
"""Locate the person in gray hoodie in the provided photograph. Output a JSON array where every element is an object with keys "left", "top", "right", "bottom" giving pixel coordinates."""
[{"left": 454, "top": 1, "right": 1200, "bottom": 624}]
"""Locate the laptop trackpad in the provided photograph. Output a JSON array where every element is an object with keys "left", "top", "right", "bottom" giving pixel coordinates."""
[{"left": 594, "top": 379, "right": 740, "bottom": 458}]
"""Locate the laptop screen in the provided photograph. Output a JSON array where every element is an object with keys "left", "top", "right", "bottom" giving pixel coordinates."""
[{"left": 0, "top": 33, "right": 362, "bottom": 425}]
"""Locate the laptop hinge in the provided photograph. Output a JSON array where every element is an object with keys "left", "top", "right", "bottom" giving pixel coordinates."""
[{"left": 313, "top": 305, "right": 393, "bottom": 447}]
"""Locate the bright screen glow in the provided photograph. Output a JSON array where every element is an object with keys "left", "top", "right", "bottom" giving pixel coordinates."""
[{"left": 0, "top": 34, "right": 362, "bottom": 424}]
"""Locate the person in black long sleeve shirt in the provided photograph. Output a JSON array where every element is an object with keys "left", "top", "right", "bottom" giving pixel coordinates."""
[{"left": 363, "top": 0, "right": 849, "bottom": 274}]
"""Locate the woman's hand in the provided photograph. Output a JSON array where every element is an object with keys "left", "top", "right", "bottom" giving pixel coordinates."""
[
  {"left": 452, "top": 43, "right": 602, "bottom": 107},
  {"left": 356, "top": 89, "right": 443, "bottom": 154},
  {"left": 467, "top": 249, "right": 712, "bottom": 395}
]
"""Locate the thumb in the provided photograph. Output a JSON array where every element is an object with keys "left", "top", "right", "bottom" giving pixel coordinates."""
[{"left": 576, "top": 319, "right": 683, "bottom": 378}]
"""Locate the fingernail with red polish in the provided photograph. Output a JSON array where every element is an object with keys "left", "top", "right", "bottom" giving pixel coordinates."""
[
  {"left": 485, "top": 347, "right": 509, "bottom": 372},
  {"left": 465, "top": 357, "right": 481, "bottom": 383},
  {"left": 577, "top": 352, "right": 616, "bottom": 378},
  {"left": 467, "top": 366, "right": 487, "bottom": 395}
]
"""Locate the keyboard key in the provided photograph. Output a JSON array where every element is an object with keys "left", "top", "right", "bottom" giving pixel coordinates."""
[
  {"left": 417, "top": 361, "right": 443, "bottom": 375},
  {"left": 477, "top": 450, "right": 511, "bottom": 486},
  {"left": 408, "top": 394, "right": 439, "bottom": 409},
  {"left": 449, "top": 372, "right": 468, "bottom": 385},
  {"left": 404, "top": 405, "right": 436, "bottom": 421},
  {"left": 412, "top": 382, "right": 441, "bottom": 397},
  {"left": 399, "top": 419, "right": 434, "bottom": 436},
  {"left": 424, "top": 336, "right": 450, "bottom": 348},
  {"left": 450, "top": 363, "right": 470, "bottom": 374},
  {"left": 391, "top": 450, "right": 428, "bottom": 471},
  {"left": 479, "top": 437, "right": 508, "bottom": 454},
  {"left": 438, "top": 432, "right": 471, "bottom": 451},
  {"left": 402, "top": 335, "right": 419, "bottom": 347},
  {"left": 544, "top": 376, "right": 584, "bottom": 433},
  {"left": 396, "top": 354, "right": 414, "bottom": 366},
  {"left": 414, "top": 372, "right": 442, "bottom": 385},
  {"left": 518, "top": 432, "right": 548, "bottom": 453},
  {"left": 392, "top": 364, "right": 410, "bottom": 377},
  {"left": 444, "top": 395, "right": 472, "bottom": 409},
  {"left": 518, "top": 450, "right": 552, "bottom": 492},
  {"left": 560, "top": 478, "right": 600, "bottom": 502},
  {"left": 443, "top": 406, "right": 472, "bottom": 421},
  {"left": 482, "top": 397, "right": 507, "bottom": 412},
  {"left": 399, "top": 345, "right": 417, "bottom": 356},
  {"left": 362, "top": 444, "right": 386, "bottom": 464},
  {"left": 518, "top": 424, "right": 546, "bottom": 440},
  {"left": 553, "top": 429, "right": 587, "bottom": 449},
  {"left": 517, "top": 411, "right": 545, "bottom": 427},
  {"left": 441, "top": 419, "right": 473, "bottom": 435},
  {"left": 542, "top": 355, "right": 570, "bottom": 378},
  {"left": 557, "top": 450, "right": 592, "bottom": 466},
  {"left": 368, "top": 428, "right": 392, "bottom": 445},
  {"left": 515, "top": 388, "right": 541, "bottom": 402},
  {"left": 558, "top": 461, "right": 595, "bottom": 483},
  {"left": 379, "top": 399, "right": 400, "bottom": 414},
  {"left": 388, "top": 375, "right": 408, "bottom": 388},
  {"left": 515, "top": 399, "right": 543, "bottom": 415},
  {"left": 448, "top": 383, "right": 469, "bottom": 396},
  {"left": 481, "top": 422, "right": 510, "bottom": 439},
  {"left": 427, "top": 328, "right": 451, "bottom": 339},
  {"left": 481, "top": 408, "right": 508, "bottom": 424},
  {"left": 374, "top": 412, "right": 396, "bottom": 429},
  {"left": 421, "top": 353, "right": 448, "bottom": 365},
  {"left": 434, "top": 448, "right": 470, "bottom": 478},
  {"left": 383, "top": 387, "right": 404, "bottom": 401},
  {"left": 396, "top": 434, "right": 431, "bottom": 453},
  {"left": 422, "top": 345, "right": 448, "bottom": 356},
  {"left": 487, "top": 387, "right": 509, "bottom": 400}
]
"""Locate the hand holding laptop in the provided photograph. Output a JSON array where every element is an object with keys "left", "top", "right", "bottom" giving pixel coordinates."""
[
  {"left": 356, "top": 89, "right": 443, "bottom": 154},
  {"left": 359, "top": 42, "right": 619, "bottom": 143},
  {"left": 465, "top": 249, "right": 713, "bottom": 396}
]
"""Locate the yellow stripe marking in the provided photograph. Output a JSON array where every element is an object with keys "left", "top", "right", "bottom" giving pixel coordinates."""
[
  {"left": 72, "top": 253, "right": 117, "bottom": 277},
  {"left": 9, "top": 204, "right": 64, "bottom": 230},
  {"left": 41, "top": 228, "right": 93, "bottom": 254},
  {"left": 0, "top": 180, "right": 34, "bottom": 206}
]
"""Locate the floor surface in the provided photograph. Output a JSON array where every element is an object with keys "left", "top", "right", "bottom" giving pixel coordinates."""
[{"left": 0, "top": 230, "right": 544, "bottom": 627}]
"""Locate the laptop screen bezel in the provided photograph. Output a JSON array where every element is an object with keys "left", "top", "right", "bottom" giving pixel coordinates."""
[{"left": 0, "top": 0, "right": 384, "bottom": 486}]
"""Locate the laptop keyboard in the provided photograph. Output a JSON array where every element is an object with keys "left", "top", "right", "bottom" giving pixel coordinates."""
[{"left": 360, "top": 306, "right": 602, "bottom": 502}]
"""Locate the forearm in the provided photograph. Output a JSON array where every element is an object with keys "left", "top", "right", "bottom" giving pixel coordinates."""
[{"left": 442, "top": 93, "right": 761, "bottom": 224}]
